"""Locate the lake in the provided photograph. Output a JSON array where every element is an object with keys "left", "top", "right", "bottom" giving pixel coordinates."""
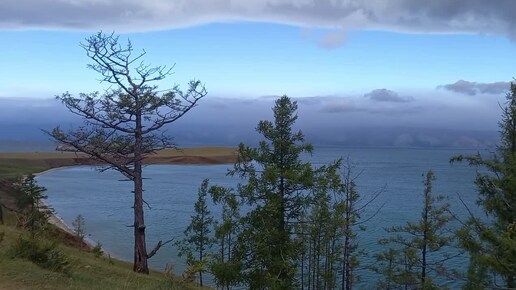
[{"left": 36, "top": 146, "right": 486, "bottom": 288}]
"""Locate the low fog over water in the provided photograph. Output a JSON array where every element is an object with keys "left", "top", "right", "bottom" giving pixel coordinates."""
[{"left": 0, "top": 93, "right": 501, "bottom": 149}]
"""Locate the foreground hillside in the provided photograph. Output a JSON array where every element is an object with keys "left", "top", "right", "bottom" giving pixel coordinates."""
[
  {"left": 0, "top": 223, "right": 204, "bottom": 290},
  {"left": 0, "top": 147, "right": 236, "bottom": 290}
]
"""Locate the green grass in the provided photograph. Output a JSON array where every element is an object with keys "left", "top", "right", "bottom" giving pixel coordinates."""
[
  {"left": 0, "top": 224, "right": 207, "bottom": 290},
  {"left": 0, "top": 159, "right": 50, "bottom": 178}
]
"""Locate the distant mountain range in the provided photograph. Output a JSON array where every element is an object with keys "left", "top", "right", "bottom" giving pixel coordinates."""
[
  {"left": 2, "top": 122, "right": 496, "bottom": 150},
  {"left": 0, "top": 96, "right": 501, "bottom": 150}
]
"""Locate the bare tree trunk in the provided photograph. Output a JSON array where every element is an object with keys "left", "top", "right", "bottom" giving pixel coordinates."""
[
  {"left": 421, "top": 182, "right": 430, "bottom": 286},
  {"left": 301, "top": 247, "right": 305, "bottom": 290},
  {"left": 133, "top": 163, "right": 149, "bottom": 273},
  {"left": 133, "top": 111, "right": 149, "bottom": 274},
  {"left": 308, "top": 238, "right": 312, "bottom": 290},
  {"left": 421, "top": 231, "right": 427, "bottom": 286},
  {"left": 330, "top": 235, "right": 337, "bottom": 289},
  {"left": 276, "top": 174, "right": 289, "bottom": 284},
  {"left": 343, "top": 233, "right": 350, "bottom": 290},
  {"left": 199, "top": 232, "right": 204, "bottom": 287},
  {"left": 342, "top": 187, "right": 352, "bottom": 290},
  {"left": 315, "top": 230, "right": 321, "bottom": 289}
]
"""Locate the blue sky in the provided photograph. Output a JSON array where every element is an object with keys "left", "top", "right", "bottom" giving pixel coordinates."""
[
  {"left": 1, "top": 24, "right": 514, "bottom": 99},
  {"left": 0, "top": 1, "right": 515, "bottom": 147}
]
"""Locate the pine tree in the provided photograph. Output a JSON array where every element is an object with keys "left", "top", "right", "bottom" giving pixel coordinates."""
[
  {"left": 227, "top": 95, "right": 338, "bottom": 289},
  {"left": 209, "top": 184, "right": 241, "bottom": 289},
  {"left": 177, "top": 179, "right": 215, "bottom": 287},
  {"left": 299, "top": 185, "right": 337, "bottom": 290},
  {"left": 72, "top": 214, "right": 86, "bottom": 242},
  {"left": 451, "top": 82, "right": 516, "bottom": 288},
  {"left": 14, "top": 174, "right": 51, "bottom": 235},
  {"left": 298, "top": 159, "right": 382, "bottom": 290},
  {"left": 374, "top": 171, "right": 454, "bottom": 289},
  {"left": 338, "top": 162, "right": 361, "bottom": 290}
]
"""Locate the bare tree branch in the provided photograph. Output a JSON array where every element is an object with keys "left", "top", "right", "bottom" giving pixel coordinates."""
[{"left": 147, "top": 238, "right": 174, "bottom": 259}]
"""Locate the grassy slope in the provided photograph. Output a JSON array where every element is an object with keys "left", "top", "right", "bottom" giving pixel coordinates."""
[
  {"left": 0, "top": 225, "right": 202, "bottom": 290},
  {"left": 0, "top": 159, "right": 49, "bottom": 178},
  {"left": 0, "top": 146, "right": 236, "bottom": 290}
]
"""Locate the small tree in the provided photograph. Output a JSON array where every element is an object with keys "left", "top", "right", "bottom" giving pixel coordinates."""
[
  {"left": 209, "top": 185, "right": 241, "bottom": 289},
  {"left": 338, "top": 162, "right": 363, "bottom": 290},
  {"left": 298, "top": 185, "right": 336, "bottom": 290},
  {"left": 375, "top": 171, "right": 454, "bottom": 289},
  {"left": 373, "top": 248, "right": 409, "bottom": 289},
  {"left": 14, "top": 174, "right": 51, "bottom": 235},
  {"left": 72, "top": 214, "right": 86, "bottom": 243},
  {"left": 451, "top": 82, "right": 516, "bottom": 288},
  {"left": 177, "top": 179, "right": 215, "bottom": 287},
  {"left": 46, "top": 32, "right": 206, "bottom": 273},
  {"left": 298, "top": 159, "right": 382, "bottom": 290}
]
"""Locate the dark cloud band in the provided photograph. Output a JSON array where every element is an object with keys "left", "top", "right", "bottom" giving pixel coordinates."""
[
  {"left": 364, "top": 89, "right": 414, "bottom": 103},
  {"left": 438, "top": 80, "right": 511, "bottom": 96},
  {"left": 1, "top": 0, "right": 515, "bottom": 41}
]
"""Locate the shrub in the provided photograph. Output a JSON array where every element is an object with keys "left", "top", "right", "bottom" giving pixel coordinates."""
[
  {"left": 14, "top": 175, "right": 51, "bottom": 234},
  {"left": 11, "top": 235, "right": 70, "bottom": 273},
  {"left": 161, "top": 263, "right": 188, "bottom": 289},
  {"left": 91, "top": 241, "right": 103, "bottom": 258},
  {"left": 72, "top": 214, "right": 86, "bottom": 242}
]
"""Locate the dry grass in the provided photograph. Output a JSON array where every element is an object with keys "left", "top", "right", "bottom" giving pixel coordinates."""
[
  {"left": 0, "top": 146, "right": 237, "bottom": 179},
  {"left": 0, "top": 146, "right": 236, "bottom": 160},
  {"left": 152, "top": 147, "right": 237, "bottom": 157}
]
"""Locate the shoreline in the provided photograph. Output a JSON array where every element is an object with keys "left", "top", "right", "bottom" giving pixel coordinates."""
[
  {"left": 25, "top": 146, "right": 238, "bottom": 261},
  {"left": 0, "top": 146, "right": 238, "bottom": 261},
  {"left": 46, "top": 209, "right": 97, "bottom": 248}
]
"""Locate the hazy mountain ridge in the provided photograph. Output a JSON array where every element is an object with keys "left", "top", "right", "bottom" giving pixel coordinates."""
[
  {"left": 0, "top": 96, "right": 499, "bottom": 150},
  {"left": 0, "top": 122, "right": 496, "bottom": 150}
]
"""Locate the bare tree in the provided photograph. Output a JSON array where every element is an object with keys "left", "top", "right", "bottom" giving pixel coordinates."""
[{"left": 46, "top": 32, "right": 206, "bottom": 273}]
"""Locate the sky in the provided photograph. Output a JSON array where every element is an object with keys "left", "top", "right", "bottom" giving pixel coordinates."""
[{"left": 1, "top": 0, "right": 515, "bottom": 148}]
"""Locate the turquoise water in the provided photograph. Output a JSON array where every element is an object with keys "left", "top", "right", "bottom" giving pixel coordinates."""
[{"left": 37, "top": 146, "right": 484, "bottom": 287}]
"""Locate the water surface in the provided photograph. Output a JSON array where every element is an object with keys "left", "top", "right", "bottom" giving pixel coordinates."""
[{"left": 37, "top": 146, "right": 485, "bottom": 287}]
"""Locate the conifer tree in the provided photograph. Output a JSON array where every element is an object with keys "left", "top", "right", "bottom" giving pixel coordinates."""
[
  {"left": 47, "top": 32, "right": 206, "bottom": 273},
  {"left": 177, "top": 179, "right": 215, "bottom": 287},
  {"left": 209, "top": 185, "right": 241, "bottom": 289},
  {"left": 299, "top": 185, "right": 337, "bottom": 290},
  {"left": 338, "top": 162, "right": 361, "bottom": 290},
  {"left": 451, "top": 82, "right": 516, "bottom": 288},
  {"left": 298, "top": 159, "right": 381, "bottom": 290},
  {"left": 228, "top": 95, "right": 339, "bottom": 289},
  {"left": 14, "top": 174, "right": 51, "bottom": 235},
  {"left": 72, "top": 214, "right": 86, "bottom": 243},
  {"left": 374, "top": 171, "right": 454, "bottom": 289}
]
